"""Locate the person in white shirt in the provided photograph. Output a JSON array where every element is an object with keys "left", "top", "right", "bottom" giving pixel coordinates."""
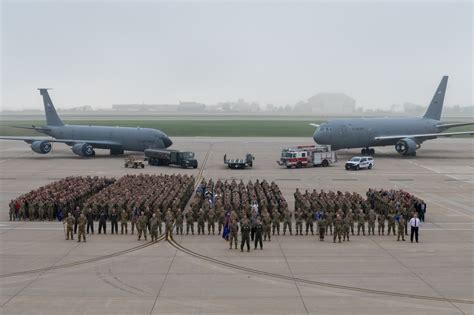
[{"left": 409, "top": 213, "right": 421, "bottom": 243}]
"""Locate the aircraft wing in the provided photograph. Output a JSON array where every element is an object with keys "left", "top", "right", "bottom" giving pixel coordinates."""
[
  {"left": 374, "top": 131, "right": 474, "bottom": 141},
  {"left": 309, "top": 123, "right": 320, "bottom": 128},
  {"left": 0, "top": 136, "right": 122, "bottom": 147}
]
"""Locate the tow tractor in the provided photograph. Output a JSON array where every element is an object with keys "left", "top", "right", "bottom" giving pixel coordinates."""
[
  {"left": 224, "top": 153, "right": 254, "bottom": 169},
  {"left": 277, "top": 145, "right": 336, "bottom": 168}
]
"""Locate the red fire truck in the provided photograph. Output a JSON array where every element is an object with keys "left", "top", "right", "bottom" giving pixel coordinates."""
[{"left": 277, "top": 145, "right": 336, "bottom": 168}]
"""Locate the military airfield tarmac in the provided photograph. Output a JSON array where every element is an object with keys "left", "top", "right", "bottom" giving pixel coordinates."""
[{"left": 0, "top": 137, "right": 473, "bottom": 315}]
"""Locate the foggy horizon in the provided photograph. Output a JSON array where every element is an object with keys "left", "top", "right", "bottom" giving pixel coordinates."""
[{"left": 1, "top": 1, "right": 472, "bottom": 111}]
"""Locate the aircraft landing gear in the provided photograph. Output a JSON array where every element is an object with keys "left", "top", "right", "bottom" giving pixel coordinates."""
[{"left": 361, "top": 148, "right": 375, "bottom": 155}]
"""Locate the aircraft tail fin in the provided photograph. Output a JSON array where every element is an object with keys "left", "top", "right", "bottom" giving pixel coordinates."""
[
  {"left": 423, "top": 76, "right": 448, "bottom": 121},
  {"left": 38, "top": 88, "right": 64, "bottom": 126}
]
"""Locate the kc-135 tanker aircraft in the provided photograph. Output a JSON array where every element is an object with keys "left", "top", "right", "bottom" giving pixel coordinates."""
[
  {"left": 311, "top": 76, "right": 474, "bottom": 156},
  {"left": 0, "top": 89, "right": 173, "bottom": 157}
]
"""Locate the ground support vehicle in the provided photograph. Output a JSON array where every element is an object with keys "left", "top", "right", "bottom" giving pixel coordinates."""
[
  {"left": 224, "top": 153, "right": 254, "bottom": 169},
  {"left": 124, "top": 156, "right": 145, "bottom": 168},
  {"left": 145, "top": 149, "right": 198, "bottom": 168},
  {"left": 277, "top": 145, "right": 336, "bottom": 168}
]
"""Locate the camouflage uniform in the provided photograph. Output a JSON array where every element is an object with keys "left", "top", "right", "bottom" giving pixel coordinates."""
[
  {"left": 229, "top": 220, "right": 238, "bottom": 250},
  {"left": 367, "top": 210, "right": 376, "bottom": 235},
  {"left": 137, "top": 213, "right": 147, "bottom": 241},
  {"left": 175, "top": 209, "right": 184, "bottom": 235},
  {"left": 343, "top": 216, "right": 351, "bottom": 241},
  {"left": 317, "top": 217, "right": 326, "bottom": 241},
  {"left": 150, "top": 215, "right": 158, "bottom": 241},
  {"left": 357, "top": 211, "right": 366, "bottom": 236},
  {"left": 197, "top": 209, "right": 205, "bottom": 235},
  {"left": 77, "top": 216, "right": 86, "bottom": 242},
  {"left": 283, "top": 210, "right": 292, "bottom": 236},
  {"left": 333, "top": 216, "right": 343, "bottom": 243},
  {"left": 65, "top": 214, "right": 75, "bottom": 240},
  {"left": 295, "top": 209, "right": 303, "bottom": 236},
  {"left": 397, "top": 216, "right": 406, "bottom": 241},
  {"left": 207, "top": 209, "right": 216, "bottom": 235},
  {"left": 272, "top": 212, "right": 280, "bottom": 235},
  {"left": 186, "top": 210, "right": 195, "bottom": 235},
  {"left": 121, "top": 210, "right": 128, "bottom": 234},
  {"left": 377, "top": 213, "right": 385, "bottom": 235},
  {"left": 305, "top": 210, "right": 314, "bottom": 235}
]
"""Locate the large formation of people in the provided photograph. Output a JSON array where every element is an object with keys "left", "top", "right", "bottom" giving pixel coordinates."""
[
  {"left": 294, "top": 188, "right": 426, "bottom": 243},
  {"left": 8, "top": 175, "right": 427, "bottom": 247},
  {"left": 8, "top": 176, "right": 114, "bottom": 221}
]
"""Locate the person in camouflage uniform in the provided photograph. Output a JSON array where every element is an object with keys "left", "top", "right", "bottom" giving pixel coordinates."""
[
  {"left": 240, "top": 219, "right": 251, "bottom": 252},
  {"left": 367, "top": 210, "right": 376, "bottom": 235},
  {"left": 305, "top": 209, "right": 314, "bottom": 235},
  {"left": 325, "top": 211, "right": 333, "bottom": 235},
  {"left": 165, "top": 209, "right": 174, "bottom": 240},
  {"left": 272, "top": 212, "right": 280, "bottom": 236},
  {"left": 377, "top": 212, "right": 386, "bottom": 235},
  {"left": 346, "top": 209, "right": 355, "bottom": 235},
  {"left": 357, "top": 209, "right": 366, "bottom": 236},
  {"left": 343, "top": 215, "right": 351, "bottom": 242},
  {"left": 387, "top": 211, "right": 396, "bottom": 236},
  {"left": 333, "top": 214, "right": 343, "bottom": 243},
  {"left": 175, "top": 208, "right": 184, "bottom": 235},
  {"left": 137, "top": 211, "right": 147, "bottom": 241},
  {"left": 77, "top": 213, "right": 86, "bottom": 242},
  {"left": 229, "top": 219, "right": 238, "bottom": 250},
  {"left": 254, "top": 218, "right": 263, "bottom": 250},
  {"left": 121, "top": 209, "right": 128, "bottom": 234},
  {"left": 186, "top": 209, "right": 195, "bottom": 235},
  {"left": 397, "top": 215, "right": 406, "bottom": 241},
  {"left": 317, "top": 215, "right": 326, "bottom": 241},
  {"left": 282, "top": 209, "right": 292, "bottom": 236},
  {"left": 150, "top": 213, "right": 159, "bottom": 241},
  {"left": 207, "top": 208, "right": 216, "bottom": 235},
  {"left": 217, "top": 209, "right": 225, "bottom": 235},
  {"left": 295, "top": 208, "right": 303, "bottom": 236},
  {"left": 64, "top": 212, "right": 75, "bottom": 240},
  {"left": 262, "top": 211, "right": 272, "bottom": 241},
  {"left": 197, "top": 208, "right": 205, "bottom": 235}
]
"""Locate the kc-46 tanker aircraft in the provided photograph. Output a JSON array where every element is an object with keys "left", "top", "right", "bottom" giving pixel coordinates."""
[
  {"left": 0, "top": 89, "right": 172, "bottom": 157},
  {"left": 311, "top": 76, "right": 474, "bottom": 156}
]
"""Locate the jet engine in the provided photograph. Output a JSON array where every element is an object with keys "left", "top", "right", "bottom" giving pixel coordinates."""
[
  {"left": 395, "top": 138, "right": 419, "bottom": 156},
  {"left": 31, "top": 141, "right": 52, "bottom": 154},
  {"left": 72, "top": 143, "right": 95, "bottom": 157}
]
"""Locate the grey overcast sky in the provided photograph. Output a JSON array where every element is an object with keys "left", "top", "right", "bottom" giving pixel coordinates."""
[{"left": 1, "top": 0, "right": 472, "bottom": 110}]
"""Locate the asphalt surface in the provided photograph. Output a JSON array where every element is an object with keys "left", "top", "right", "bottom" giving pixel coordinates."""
[{"left": 0, "top": 138, "right": 473, "bottom": 314}]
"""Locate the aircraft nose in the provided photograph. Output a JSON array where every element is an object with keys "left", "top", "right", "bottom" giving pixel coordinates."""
[
  {"left": 313, "top": 131, "right": 321, "bottom": 143},
  {"left": 162, "top": 135, "right": 172, "bottom": 148}
]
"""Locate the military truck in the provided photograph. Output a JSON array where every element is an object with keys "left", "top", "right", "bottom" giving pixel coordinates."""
[
  {"left": 144, "top": 149, "right": 198, "bottom": 168},
  {"left": 124, "top": 156, "right": 145, "bottom": 169}
]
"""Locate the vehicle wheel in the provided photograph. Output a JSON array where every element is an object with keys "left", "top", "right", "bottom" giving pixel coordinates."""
[
  {"left": 361, "top": 148, "right": 366, "bottom": 155},
  {"left": 322, "top": 160, "right": 329, "bottom": 167},
  {"left": 124, "top": 164, "right": 128, "bottom": 168},
  {"left": 141, "top": 164, "right": 144, "bottom": 169},
  {"left": 369, "top": 148, "right": 375, "bottom": 155},
  {"left": 368, "top": 164, "right": 372, "bottom": 169},
  {"left": 356, "top": 165, "right": 360, "bottom": 170},
  {"left": 286, "top": 165, "right": 291, "bottom": 169},
  {"left": 193, "top": 165, "right": 197, "bottom": 169},
  {"left": 345, "top": 166, "right": 349, "bottom": 170},
  {"left": 296, "top": 162, "right": 302, "bottom": 168}
]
